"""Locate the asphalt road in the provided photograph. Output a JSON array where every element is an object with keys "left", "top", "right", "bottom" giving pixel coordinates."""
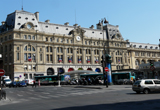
[{"left": 1, "top": 85, "right": 160, "bottom": 110}]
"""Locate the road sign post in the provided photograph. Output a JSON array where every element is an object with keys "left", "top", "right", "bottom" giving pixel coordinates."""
[{"left": 105, "top": 67, "right": 109, "bottom": 72}]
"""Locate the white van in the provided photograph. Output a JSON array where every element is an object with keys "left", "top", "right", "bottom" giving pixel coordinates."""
[
  {"left": 23, "top": 79, "right": 34, "bottom": 85},
  {"left": 4, "top": 79, "right": 12, "bottom": 86}
]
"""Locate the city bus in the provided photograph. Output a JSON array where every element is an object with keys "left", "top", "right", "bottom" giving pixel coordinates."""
[
  {"left": 34, "top": 75, "right": 70, "bottom": 85},
  {"left": 112, "top": 72, "right": 135, "bottom": 84},
  {"left": 79, "top": 71, "right": 135, "bottom": 85}
]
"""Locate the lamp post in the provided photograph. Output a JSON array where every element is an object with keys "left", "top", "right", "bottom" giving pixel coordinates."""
[{"left": 98, "top": 18, "right": 109, "bottom": 87}]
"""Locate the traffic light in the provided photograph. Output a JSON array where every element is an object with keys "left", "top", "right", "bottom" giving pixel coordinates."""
[
  {"left": 105, "top": 54, "right": 112, "bottom": 63},
  {"left": 150, "top": 62, "right": 154, "bottom": 67},
  {"left": 101, "top": 55, "right": 105, "bottom": 67}
]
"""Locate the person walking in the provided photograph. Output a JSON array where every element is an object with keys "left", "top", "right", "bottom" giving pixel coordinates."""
[{"left": 32, "top": 80, "right": 36, "bottom": 88}]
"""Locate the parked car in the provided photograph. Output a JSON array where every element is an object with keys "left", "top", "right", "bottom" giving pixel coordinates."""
[
  {"left": 17, "top": 81, "right": 27, "bottom": 87},
  {"left": 132, "top": 79, "right": 160, "bottom": 94},
  {"left": 9, "top": 81, "right": 17, "bottom": 88},
  {"left": 23, "top": 79, "right": 34, "bottom": 85},
  {"left": 4, "top": 79, "right": 12, "bottom": 86}
]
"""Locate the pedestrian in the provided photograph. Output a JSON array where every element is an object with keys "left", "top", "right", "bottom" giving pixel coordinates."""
[
  {"left": 3, "top": 80, "right": 5, "bottom": 88},
  {"left": 32, "top": 80, "right": 36, "bottom": 88},
  {"left": 38, "top": 79, "right": 40, "bottom": 87}
]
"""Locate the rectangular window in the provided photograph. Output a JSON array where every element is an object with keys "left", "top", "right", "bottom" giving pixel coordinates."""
[
  {"left": 29, "top": 74, "right": 32, "bottom": 79},
  {"left": 50, "top": 55, "right": 52, "bottom": 61},
  {"left": 17, "top": 53, "right": 19, "bottom": 60},
  {"left": 46, "top": 47, "right": 49, "bottom": 52},
  {"left": 50, "top": 38, "right": 52, "bottom": 42},
  {"left": 32, "top": 36, "right": 35, "bottom": 40},
  {"left": 50, "top": 47, "right": 52, "bottom": 52},
  {"left": 9, "top": 55, "right": 12, "bottom": 62},
  {"left": 47, "top": 55, "right": 49, "bottom": 61},
  {"left": 24, "top": 35, "right": 27, "bottom": 39},
  {"left": 28, "top": 35, "right": 31, "bottom": 39},
  {"left": 9, "top": 35, "right": 12, "bottom": 39},
  {"left": 40, "top": 54, "right": 42, "bottom": 61},
  {"left": 1, "top": 38, "right": 3, "bottom": 42},
  {"left": 5, "top": 36, "right": 7, "bottom": 41},
  {"left": 57, "top": 47, "right": 59, "bottom": 53}
]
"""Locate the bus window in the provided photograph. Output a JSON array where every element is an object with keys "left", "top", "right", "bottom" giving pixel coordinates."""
[{"left": 131, "top": 73, "right": 135, "bottom": 76}]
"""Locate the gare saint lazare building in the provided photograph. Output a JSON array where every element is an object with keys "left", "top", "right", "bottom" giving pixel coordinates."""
[{"left": 0, "top": 10, "right": 160, "bottom": 80}]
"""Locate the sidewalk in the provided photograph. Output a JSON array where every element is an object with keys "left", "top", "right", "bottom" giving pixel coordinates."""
[{"left": 61, "top": 84, "right": 132, "bottom": 89}]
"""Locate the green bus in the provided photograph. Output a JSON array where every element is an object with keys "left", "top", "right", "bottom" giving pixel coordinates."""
[{"left": 34, "top": 75, "right": 70, "bottom": 85}]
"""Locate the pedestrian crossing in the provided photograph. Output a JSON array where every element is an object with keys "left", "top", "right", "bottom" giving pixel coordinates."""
[{"left": 0, "top": 86, "right": 132, "bottom": 106}]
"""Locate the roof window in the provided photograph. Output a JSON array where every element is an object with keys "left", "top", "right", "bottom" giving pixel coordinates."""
[
  {"left": 25, "top": 17, "right": 28, "bottom": 20},
  {"left": 18, "top": 16, "right": 21, "bottom": 19},
  {"left": 32, "top": 18, "right": 35, "bottom": 21},
  {"left": 66, "top": 28, "right": 68, "bottom": 30},
  {"left": 18, "top": 23, "right": 21, "bottom": 25},
  {"left": 56, "top": 27, "right": 59, "bottom": 29},
  {"left": 92, "top": 32, "right": 94, "bottom": 33},
  {"left": 46, "top": 26, "right": 48, "bottom": 28}
]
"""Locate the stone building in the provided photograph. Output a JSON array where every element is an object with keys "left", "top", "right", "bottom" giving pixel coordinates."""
[{"left": 0, "top": 10, "right": 159, "bottom": 80}]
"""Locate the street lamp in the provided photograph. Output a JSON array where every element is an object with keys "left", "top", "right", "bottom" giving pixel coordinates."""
[{"left": 98, "top": 18, "right": 109, "bottom": 88}]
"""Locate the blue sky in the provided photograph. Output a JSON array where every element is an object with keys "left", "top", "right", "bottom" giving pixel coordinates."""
[{"left": 0, "top": 0, "right": 160, "bottom": 45}]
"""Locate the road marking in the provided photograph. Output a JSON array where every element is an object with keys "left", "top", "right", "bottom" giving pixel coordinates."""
[
  {"left": 42, "top": 92, "right": 50, "bottom": 94},
  {"left": 17, "top": 94, "right": 23, "bottom": 96},
  {"left": 28, "top": 97, "right": 41, "bottom": 100}
]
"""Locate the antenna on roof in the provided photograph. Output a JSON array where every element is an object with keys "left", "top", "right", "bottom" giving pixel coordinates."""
[
  {"left": 22, "top": 0, "right": 23, "bottom": 10},
  {"left": 75, "top": 9, "right": 76, "bottom": 24}
]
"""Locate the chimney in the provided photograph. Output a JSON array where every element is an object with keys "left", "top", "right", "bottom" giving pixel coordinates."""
[
  {"left": 45, "top": 20, "right": 50, "bottom": 23},
  {"left": 73, "top": 24, "right": 78, "bottom": 27},
  {"left": 34, "top": 12, "right": 39, "bottom": 21},
  {"left": 64, "top": 22, "right": 69, "bottom": 26},
  {"left": 90, "top": 25, "right": 94, "bottom": 29},
  {"left": 1, "top": 21, "right": 5, "bottom": 25}
]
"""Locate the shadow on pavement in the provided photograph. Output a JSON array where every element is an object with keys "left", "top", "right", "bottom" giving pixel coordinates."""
[{"left": 52, "top": 99, "right": 160, "bottom": 110}]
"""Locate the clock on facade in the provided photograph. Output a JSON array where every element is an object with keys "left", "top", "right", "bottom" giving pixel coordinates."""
[
  {"left": 76, "top": 36, "right": 81, "bottom": 41},
  {"left": 27, "top": 24, "right": 32, "bottom": 29}
]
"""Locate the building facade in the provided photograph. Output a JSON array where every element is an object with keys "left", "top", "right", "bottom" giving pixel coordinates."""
[{"left": 0, "top": 10, "right": 159, "bottom": 80}]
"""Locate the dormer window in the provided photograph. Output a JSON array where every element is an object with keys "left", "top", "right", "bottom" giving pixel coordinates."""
[
  {"left": 35, "top": 25, "right": 37, "bottom": 27},
  {"left": 18, "top": 23, "right": 21, "bottom": 25},
  {"left": 56, "top": 27, "right": 59, "bottom": 29},
  {"left": 32, "top": 18, "right": 35, "bottom": 21},
  {"left": 66, "top": 28, "right": 68, "bottom": 30},
  {"left": 92, "top": 32, "right": 94, "bottom": 33},
  {"left": 150, "top": 46, "right": 153, "bottom": 49},
  {"left": 139, "top": 45, "right": 142, "bottom": 48},
  {"left": 18, "top": 16, "right": 21, "bottom": 19},
  {"left": 46, "top": 26, "right": 48, "bottom": 28},
  {"left": 25, "top": 17, "right": 28, "bottom": 20},
  {"left": 145, "top": 46, "right": 147, "bottom": 48},
  {"left": 133, "top": 45, "right": 136, "bottom": 48},
  {"left": 155, "top": 47, "right": 158, "bottom": 49},
  {"left": 100, "top": 33, "right": 102, "bottom": 34}
]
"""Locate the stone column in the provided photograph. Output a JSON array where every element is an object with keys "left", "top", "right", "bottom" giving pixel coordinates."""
[
  {"left": 42, "top": 46, "right": 46, "bottom": 64},
  {"left": 113, "top": 51, "right": 116, "bottom": 64},
  {"left": 53, "top": 46, "right": 57, "bottom": 64},
  {"left": 91, "top": 49, "right": 94, "bottom": 64},
  {"left": 63, "top": 47, "right": 67, "bottom": 64},
  {"left": 73, "top": 47, "right": 77, "bottom": 64},
  {"left": 36, "top": 46, "right": 39, "bottom": 64},
  {"left": 122, "top": 51, "right": 125, "bottom": 64},
  {"left": 20, "top": 44, "right": 24, "bottom": 63},
  {"left": 99, "top": 49, "right": 103, "bottom": 64},
  {"left": 82, "top": 48, "right": 86, "bottom": 64}
]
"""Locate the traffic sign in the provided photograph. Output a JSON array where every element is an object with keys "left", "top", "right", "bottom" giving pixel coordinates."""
[
  {"left": 150, "top": 66, "right": 155, "bottom": 71},
  {"left": 0, "top": 69, "right": 5, "bottom": 76},
  {"left": 105, "top": 67, "right": 109, "bottom": 72}
]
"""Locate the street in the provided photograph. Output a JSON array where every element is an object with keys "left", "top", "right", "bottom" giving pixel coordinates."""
[{"left": 1, "top": 85, "right": 160, "bottom": 110}]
